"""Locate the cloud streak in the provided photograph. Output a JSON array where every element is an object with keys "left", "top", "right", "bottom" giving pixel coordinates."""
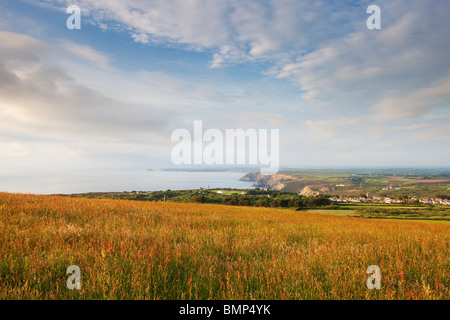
[{"left": 371, "top": 75, "right": 450, "bottom": 120}]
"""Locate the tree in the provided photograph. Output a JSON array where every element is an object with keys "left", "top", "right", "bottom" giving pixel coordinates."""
[{"left": 192, "top": 195, "right": 206, "bottom": 203}]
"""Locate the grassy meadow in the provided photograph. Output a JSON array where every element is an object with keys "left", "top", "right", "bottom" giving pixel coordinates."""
[{"left": 0, "top": 192, "right": 449, "bottom": 300}]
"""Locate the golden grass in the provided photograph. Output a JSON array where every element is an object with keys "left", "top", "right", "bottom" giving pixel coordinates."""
[{"left": 0, "top": 193, "right": 448, "bottom": 299}]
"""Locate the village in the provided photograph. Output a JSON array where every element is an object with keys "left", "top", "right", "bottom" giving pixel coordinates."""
[{"left": 329, "top": 195, "right": 450, "bottom": 205}]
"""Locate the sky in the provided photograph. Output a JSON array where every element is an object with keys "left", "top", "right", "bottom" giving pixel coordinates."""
[{"left": 0, "top": 0, "right": 449, "bottom": 176}]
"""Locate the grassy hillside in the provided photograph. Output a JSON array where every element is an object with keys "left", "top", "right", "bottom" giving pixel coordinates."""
[{"left": 0, "top": 193, "right": 448, "bottom": 299}]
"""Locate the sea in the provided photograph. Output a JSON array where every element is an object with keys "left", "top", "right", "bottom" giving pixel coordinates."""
[{"left": 0, "top": 169, "right": 255, "bottom": 194}]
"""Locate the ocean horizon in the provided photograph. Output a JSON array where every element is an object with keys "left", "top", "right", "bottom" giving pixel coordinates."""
[{"left": 0, "top": 169, "right": 255, "bottom": 195}]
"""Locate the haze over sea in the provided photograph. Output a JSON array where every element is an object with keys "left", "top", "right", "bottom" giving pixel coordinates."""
[{"left": 0, "top": 169, "right": 254, "bottom": 195}]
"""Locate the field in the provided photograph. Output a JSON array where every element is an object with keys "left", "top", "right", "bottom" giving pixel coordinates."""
[{"left": 0, "top": 193, "right": 449, "bottom": 300}]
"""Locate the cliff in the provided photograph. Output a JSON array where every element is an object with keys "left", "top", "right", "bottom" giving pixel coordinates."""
[
  {"left": 299, "top": 185, "right": 333, "bottom": 196},
  {"left": 241, "top": 172, "right": 334, "bottom": 194},
  {"left": 239, "top": 172, "right": 261, "bottom": 182},
  {"left": 240, "top": 172, "right": 297, "bottom": 191}
]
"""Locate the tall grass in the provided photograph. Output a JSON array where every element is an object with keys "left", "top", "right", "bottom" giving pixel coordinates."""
[{"left": 0, "top": 193, "right": 448, "bottom": 299}]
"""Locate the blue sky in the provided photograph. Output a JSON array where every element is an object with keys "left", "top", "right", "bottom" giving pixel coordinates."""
[{"left": 0, "top": 0, "right": 449, "bottom": 174}]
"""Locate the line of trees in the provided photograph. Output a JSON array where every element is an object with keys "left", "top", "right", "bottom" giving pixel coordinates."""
[
  {"left": 74, "top": 189, "right": 336, "bottom": 210},
  {"left": 198, "top": 194, "right": 334, "bottom": 209}
]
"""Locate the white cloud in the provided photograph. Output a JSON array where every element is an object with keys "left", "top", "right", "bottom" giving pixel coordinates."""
[{"left": 131, "top": 33, "right": 150, "bottom": 44}]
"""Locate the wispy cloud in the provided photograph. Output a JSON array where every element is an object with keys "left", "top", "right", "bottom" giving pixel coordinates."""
[
  {"left": 28, "top": 0, "right": 358, "bottom": 66},
  {"left": 59, "top": 40, "right": 111, "bottom": 69},
  {"left": 371, "top": 75, "right": 450, "bottom": 121}
]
